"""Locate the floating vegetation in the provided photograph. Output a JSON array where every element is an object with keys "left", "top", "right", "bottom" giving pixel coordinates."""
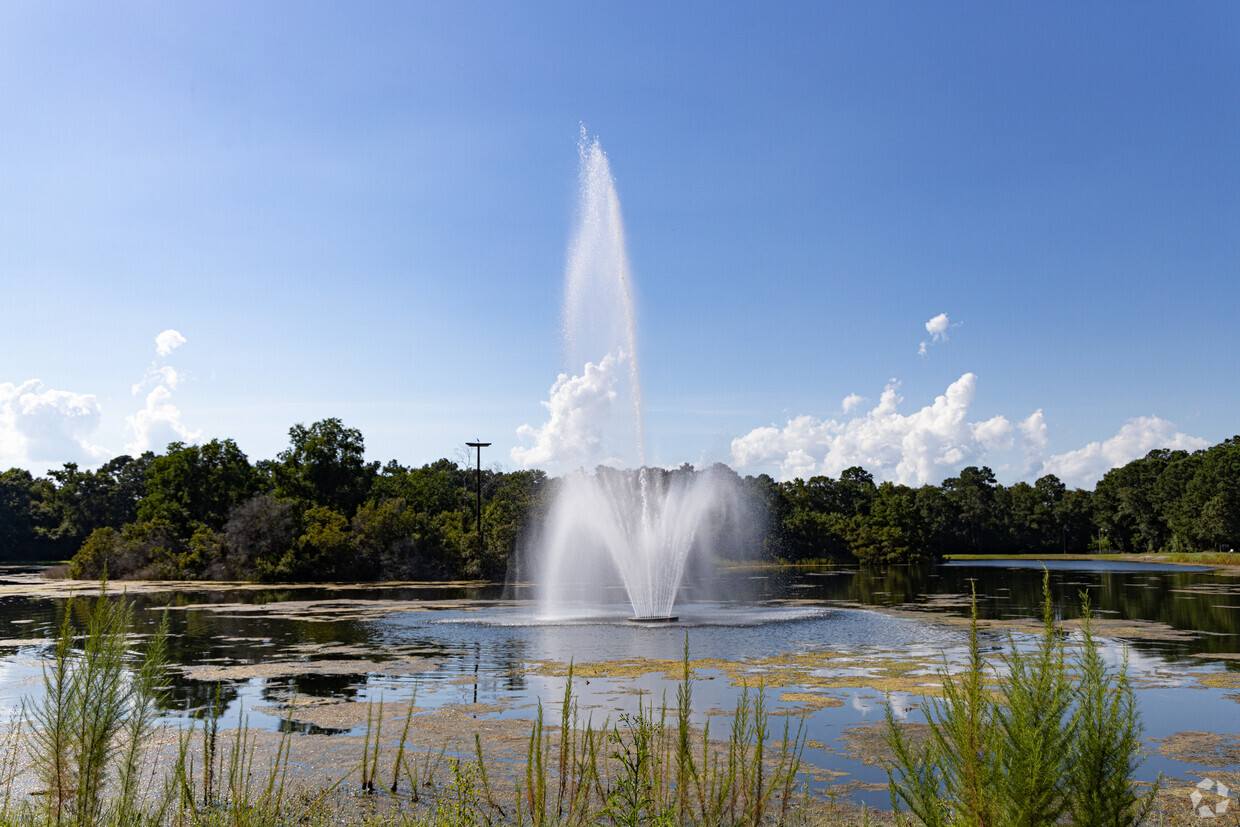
[
  {"left": 838, "top": 722, "right": 930, "bottom": 768},
  {"left": 527, "top": 649, "right": 951, "bottom": 697},
  {"left": 1150, "top": 731, "right": 1240, "bottom": 768},
  {"left": 1198, "top": 672, "right": 1240, "bottom": 691},
  {"left": 179, "top": 655, "right": 441, "bottom": 683},
  {"left": 776, "top": 691, "right": 845, "bottom": 710}
]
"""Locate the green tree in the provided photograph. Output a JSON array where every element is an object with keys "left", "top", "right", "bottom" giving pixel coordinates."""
[
  {"left": 69, "top": 519, "right": 186, "bottom": 579},
  {"left": 0, "top": 468, "right": 57, "bottom": 560},
  {"left": 848, "top": 482, "right": 924, "bottom": 564},
  {"left": 1055, "top": 486, "right": 1094, "bottom": 553},
  {"left": 260, "top": 504, "right": 353, "bottom": 582},
  {"left": 274, "top": 419, "right": 377, "bottom": 516},
  {"left": 1168, "top": 437, "right": 1240, "bottom": 551},
  {"left": 478, "top": 469, "right": 546, "bottom": 578},
  {"left": 942, "top": 466, "right": 999, "bottom": 553},
  {"left": 914, "top": 484, "right": 955, "bottom": 558},
  {"left": 1093, "top": 449, "right": 1186, "bottom": 552},
  {"left": 45, "top": 454, "right": 153, "bottom": 557},
  {"left": 223, "top": 494, "right": 300, "bottom": 579},
  {"left": 352, "top": 497, "right": 418, "bottom": 577},
  {"left": 775, "top": 476, "right": 854, "bottom": 560},
  {"left": 138, "top": 440, "right": 256, "bottom": 535}
]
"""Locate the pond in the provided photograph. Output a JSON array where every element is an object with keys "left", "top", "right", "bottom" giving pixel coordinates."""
[{"left": 0, "top": 559, "right": 1237, "bottom": 812}]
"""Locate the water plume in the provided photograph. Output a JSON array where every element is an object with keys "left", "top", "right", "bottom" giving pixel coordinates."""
[{"left": 517, "top": 132, "right": 735, "bottom": 620}]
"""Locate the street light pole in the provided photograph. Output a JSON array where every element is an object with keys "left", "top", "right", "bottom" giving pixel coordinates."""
[{"left": 465, "top": 441, "right": 491, "bottom": 552}]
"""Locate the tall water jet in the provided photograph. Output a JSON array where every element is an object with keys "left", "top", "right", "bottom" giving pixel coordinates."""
[{"left": 514, "top": 133, "right": 738, "bottom": 621}]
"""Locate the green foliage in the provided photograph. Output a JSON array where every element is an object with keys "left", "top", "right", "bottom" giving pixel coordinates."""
[
  {"left": 68, "top": 527, "right": 119, "bottom": 579},
  {"left": 1066, "top": 594, "right": 1159, "bottom": 827},
  {"left": 848, "top": 482, "right": 922, "bottom": 564},
  {"left": 0, "top": 468, "right": 58, "bottom": 560},
  {"left": 274, "top": 418, "right": 377, "bottom": 517},
  {"left": 17, "top": 421, "right": 1240, "bottom": 582},
  {"left": 351, "top": 497, "right": 420, "bottom": 579},
  {"left": 29, "top": 584, "right": 168, "bottom": 825},
  {"left": 138, "top": 440, "right": 256, "bottom": 535},
  {"left": 69, "top": 519, "right": 190, "bottom": 580},
  {"left": 517, "top": 641, "right": 804, "bottom": 827},
  {"left": 885, "top": 574, "right": 1158, "bottom": 827},
  {"left": 222, "top": 494, "right": 300, "bottom": 578},
  {"left": 44, "top": 455, "right": 153, "bottom": 559},
  {"left": 992, "top": 576, "right": 1075, "bottom": 827},
  {"left": 259, "top": 504, "right": 353, "bottom": 582}
]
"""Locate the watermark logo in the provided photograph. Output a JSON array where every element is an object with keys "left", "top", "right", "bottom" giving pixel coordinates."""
[{"left": 1190, "top": 777, "right": 1230, "bottom": 819}]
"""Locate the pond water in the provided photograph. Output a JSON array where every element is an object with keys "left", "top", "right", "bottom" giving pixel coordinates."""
[{"left": 0, "top": 559, "right": 1237, "bottom": 810}]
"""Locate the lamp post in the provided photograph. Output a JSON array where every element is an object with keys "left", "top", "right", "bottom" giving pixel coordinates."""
[{"left": 466, "top": 441, "right": 491, "bottom": 552}]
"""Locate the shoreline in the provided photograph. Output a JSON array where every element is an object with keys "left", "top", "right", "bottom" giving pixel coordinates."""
[{"left": 944, "top": 551, "right": 1240, "bottom": 571}]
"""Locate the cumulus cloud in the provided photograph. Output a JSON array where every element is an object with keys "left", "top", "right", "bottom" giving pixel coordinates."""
[
  {"left": 131, "top": 365, "right": 180, "bottom": 395},
  {"left": 841, "top": 393, "right": 865, "bottom": 414},
  {"left": 1040, "top": 416, "right": 1209, "bottom": 488},
  {"left": 918, "top": 312, "right": 957, "bottom": 356},
  {"left": 124, "top": 330, "right": 199, "bottom": 454},
  {"left": 0, "top": 380, "right": 108, "bottom": 468},
  {"left": 512, "top": 352, "right": 622, "bottom": 469},
  {"left": 125, "top": 385, "right": 202, "bottom": 454},
  {"left": 155, "top": 329, "right": 186, "bottom": 356},
  {"left": 731, "top": 373, "right": 1045, "bottom": 485}
]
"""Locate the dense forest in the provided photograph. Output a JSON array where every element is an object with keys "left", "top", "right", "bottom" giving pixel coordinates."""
[{"left": 0, "top": 418, "right": 1237, "bottom": 580}]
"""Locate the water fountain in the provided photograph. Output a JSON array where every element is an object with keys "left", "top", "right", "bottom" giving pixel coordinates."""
[{"left": 521, "top": 134, "right": 736, "bottom": 622}]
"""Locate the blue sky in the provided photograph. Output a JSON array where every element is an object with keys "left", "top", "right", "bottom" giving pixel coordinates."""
[{"left": 2, "top": 2, "right": 1237, "bottom": 488}]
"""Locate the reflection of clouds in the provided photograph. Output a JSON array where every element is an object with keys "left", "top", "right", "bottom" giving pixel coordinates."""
[
  {"left": 1081, "top": 635, "right": 1189, "bottom": 687},
  {"left": 850, "top": 694, "right": 882, "bottom": 717},
  {"left": 887, "top": 692, "right": 916, "bottom": 721},
  {"left": 849, "top": 691, "right": 916, "bottom": 720},
  {"left": 0, "top": 654, "right": 58, "bottom": 718}
]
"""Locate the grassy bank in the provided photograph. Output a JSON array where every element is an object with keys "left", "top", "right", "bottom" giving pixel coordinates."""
[{"left": 945, "top": 551, "right": 1240, "bottom": 569}]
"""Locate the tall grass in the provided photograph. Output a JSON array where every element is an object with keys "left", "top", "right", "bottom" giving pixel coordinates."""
[
  {"left": 1, "top": 596, "right": 811, "bottom": 826},
  {"left": 884, "top": 571, "right": 1159, "bottom": 827},
  {"left": 27, "top": 580, "right": 169, "bottom": 826},
  {"left": 0, "top": 581, "right": 1180, "bottom": 825},
  {"left": 512, "top": 635, "right": 806, "bottom": 827}
]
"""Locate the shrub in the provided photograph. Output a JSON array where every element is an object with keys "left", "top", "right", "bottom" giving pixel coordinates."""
[{"left": 885, "top": 571, "right": 1158, "bottom": 826}]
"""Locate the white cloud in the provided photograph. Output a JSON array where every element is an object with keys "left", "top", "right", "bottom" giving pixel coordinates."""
[
  {"left": 1018, "top": 409, "right": 1049, "bottom": 475},
  {"left": 155, "top": 329, "right": 186, "bottom": 356},
  {"left": 0, "top": 380, "right": 108, "bottom": 469},
  {"left": 131, "top": 365, "right": 180, "bottom": 395},
  {"left": 1, "top": 330, "right": 200, "bottom": 470},
  {"left": 1019, "top": 409, "right": 1048, "bottom": 449},
  {"left": 731, "top": 373, "right": 1044, "bottom": 485},
  {"left": 512, "top": 352, "right": 622, "bottom": 469},
  {"left": 841, "top": 393, "right": 865, "bottom": 414},
  {"left": 1040, "top": 416, "right": 1209, "bottom": 488},
  {"left": 918, "top": 312, "right": 956, "bottom": 356},
  {"left": 125, "top": 330, "right": 198, "bottom": 454},
  {"left": 125, "top": 385, "right": 201, "bottom": 454}
]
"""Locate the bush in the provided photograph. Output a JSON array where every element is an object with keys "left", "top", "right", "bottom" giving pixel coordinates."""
[
  {"left": 68, "top": 527, "right": 119, "bottom": 579},
  {"left": 885, "top": 571, "right": 1158, "bottom": 826},
  {"left": 258, "top": 504, "right": 352, "bottom": 582}
]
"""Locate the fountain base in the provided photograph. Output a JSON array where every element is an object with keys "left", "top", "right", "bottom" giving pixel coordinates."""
[{"left": 627, "top": 616, "right": 679, "bottom": 623}]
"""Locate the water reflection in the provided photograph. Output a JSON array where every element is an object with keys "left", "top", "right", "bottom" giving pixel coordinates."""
[{"left": 0, "top": 561, "right": 1237, "bottom": 810}]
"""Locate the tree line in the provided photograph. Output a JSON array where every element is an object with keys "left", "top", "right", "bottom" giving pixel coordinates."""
[
  {"left": 0, "top": 419, "right": 1236, "bottom": 579},
  {"left": 748, "top": 437, "right": 1240, "bottom": 563}
]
